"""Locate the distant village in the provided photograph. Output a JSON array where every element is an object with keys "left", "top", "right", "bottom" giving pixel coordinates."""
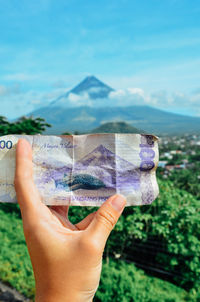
[{"left": 158, "top": 134, "right": 200, "bottom": 179}]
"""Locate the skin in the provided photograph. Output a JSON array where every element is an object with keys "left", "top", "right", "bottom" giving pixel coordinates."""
[{"left": 14, "top": 139, "right": 126, "bottom": 302}]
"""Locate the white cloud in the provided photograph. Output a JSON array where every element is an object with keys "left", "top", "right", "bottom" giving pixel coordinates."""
[
  {"left": 149, "top": 89, "right": 200, "bottom": 115},
  {"left": 127, "top": 88, "right": 144, "bottom": 96},
  {"left": 1, "top": 83, "right": 200, "bottom": 120},
  {"left": 68, "top": 93, "right": 82, "bottom": 103},
  {"left": 67, "top": 92, "right": 92, "bottom": 106},
  {"left": 3, "top": 73, "right": 38, "bottom": 81},
  {"left": 63, "top": 87, "right": 200, "bottom": 116},
  {"left": 108, "top": 87, "right": 200, "bottom": 116},
  {"left": 0, "top": 87, "right": 67, "bottom": 119},
  {"left": 109, "top": 88, "right": 147, "bottom": 106},
  {"left": 110, "top": 89, "right": 126, "bottom": 98},
  {"left": 0, "top": 83, "right": 21, "bottom": 96}
]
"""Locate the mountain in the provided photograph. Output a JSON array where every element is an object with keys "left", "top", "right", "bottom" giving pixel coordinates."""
[
  {"left": 75, "top": 144, "right": 117, "bottom": 170},
  {"left": 90, "top": 122, "right": 145, "bottom": 134},
  {"left": 74, "top": 144, "right": 140, "bottom": 191},
  {"left": 28, "top": 76, "right": 200, "bottom": 135},
  {"left": 39, "top": 143, "right": 140, "bottom": 193},
  {"left": 50, "top": 75, "right": 114, "bottom": 107},
  {"left": 70, "top": 75, "right": 114, "bottom": 99}
]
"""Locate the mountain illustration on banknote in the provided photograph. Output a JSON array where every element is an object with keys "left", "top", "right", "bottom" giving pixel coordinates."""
[{"left": 38, "top": 144, "right": 141, "bottom": 193}]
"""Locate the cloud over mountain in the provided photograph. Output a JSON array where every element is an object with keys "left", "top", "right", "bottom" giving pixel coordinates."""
[
  {"left": 27, "top": 75, "right": 200, "bottom": 135},
  {"left": 47, "top": 76, "right": 200, "bottom": 116},
  {"left": 1, "top": 75, "right": 200, "bottom": 119}
]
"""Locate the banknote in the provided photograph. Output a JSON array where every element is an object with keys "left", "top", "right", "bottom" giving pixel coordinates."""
[{"left": 0, "top": 134, "right": 159, "bottom": 206}]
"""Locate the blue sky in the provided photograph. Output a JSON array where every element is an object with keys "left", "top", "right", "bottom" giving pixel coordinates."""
[{"left": 0, "top": 0, "right": 200, "bottom": 118}]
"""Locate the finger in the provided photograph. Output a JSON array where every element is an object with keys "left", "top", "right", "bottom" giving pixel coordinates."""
[
  {"left": 75, "top": 212, "right": 96, "bottom": 230},
  {"left": 14, "top": 138, "right": 43, "bottom": 220},
  {"left": 86, "top": 194, "right": 126, "bottom": 251}
]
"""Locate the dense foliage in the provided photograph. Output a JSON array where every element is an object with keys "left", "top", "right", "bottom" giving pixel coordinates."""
[
  {"left": 0, "top": 180, "right": 200, "bottom": 301},
  {"left": 0, "top": 208, "right": 35, "bottom": 297},
  {"left": 69, "top": 180, "right": 200, "bottom": 295},
  {"left": 0, "top": 116, "right": 51, "bottom": 135},
  {"left": 95, "top": 259, "right": 190, "bottom": 302},
  {"left": 160, "top": 166, "right": 200, "bottom": 200},
  {"left": 0, "top": 206, "right": 191, "bottom": 301}
]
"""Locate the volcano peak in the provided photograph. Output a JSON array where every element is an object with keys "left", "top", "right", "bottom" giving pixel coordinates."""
[{"left": 70, "top": 75, "right": 114, "bottom": 99}]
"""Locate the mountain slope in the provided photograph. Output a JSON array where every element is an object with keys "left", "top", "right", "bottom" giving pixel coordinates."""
[{"left": 30, "top": 105, "right": 200, "bottom": 135}]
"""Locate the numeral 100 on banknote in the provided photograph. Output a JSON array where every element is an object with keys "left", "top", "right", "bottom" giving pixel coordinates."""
[
  {"left": 0, "top": 140, "right": 13, "bottom": 149},
  {"left": 139, "top": 135, "right": 155, "bottom": 171}
]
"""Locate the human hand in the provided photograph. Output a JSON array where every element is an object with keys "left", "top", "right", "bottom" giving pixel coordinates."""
[{"left": 14, "top": 139, "right": 126, "bottom": 302}]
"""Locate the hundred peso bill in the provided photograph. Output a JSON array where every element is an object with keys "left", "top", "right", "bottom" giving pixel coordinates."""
[{"left": 0, "top": 134, "right": 159, "bottom": 206}]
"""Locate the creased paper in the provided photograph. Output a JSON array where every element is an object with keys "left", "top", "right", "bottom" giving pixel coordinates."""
[{"left": 0, "top": 134, "right": 159, "bottom": 206}]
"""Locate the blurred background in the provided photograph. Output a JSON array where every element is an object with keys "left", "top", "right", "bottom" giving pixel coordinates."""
[{"left": 0, "top": 0, "right": 200, "bottom": 301}]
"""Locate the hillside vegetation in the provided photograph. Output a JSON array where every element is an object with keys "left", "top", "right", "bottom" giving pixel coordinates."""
[
  {"left": 90, "top": 121, "right": 145, "bottom": 134},
  {"left": 0, "top": 179, "right": 199, "bottom": 301}
]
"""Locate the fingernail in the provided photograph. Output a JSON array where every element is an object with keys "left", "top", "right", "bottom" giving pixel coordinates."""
[
  {"left": 17, "top": 139, "right": 31, "bottom": 158},
  {"left": 111, "top": 194, "right": 126, "bottom": 212}
]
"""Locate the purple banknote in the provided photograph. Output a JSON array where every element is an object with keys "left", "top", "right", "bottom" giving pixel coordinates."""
[{"left": 0, "top": 134, "right": 159, "bottom": 206}]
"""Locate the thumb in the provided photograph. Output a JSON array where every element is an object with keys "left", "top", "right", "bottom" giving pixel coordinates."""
[
  {"left": 14, "top": 138, "right": 43, "bottom": 222},
  {"left": 87, "top": 194, "right": 126, "bottom": 251}
]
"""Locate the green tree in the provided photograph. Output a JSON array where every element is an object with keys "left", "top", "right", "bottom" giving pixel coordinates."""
[{"left": 0, "top": 116, "right": 51, "bottom": 135}]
